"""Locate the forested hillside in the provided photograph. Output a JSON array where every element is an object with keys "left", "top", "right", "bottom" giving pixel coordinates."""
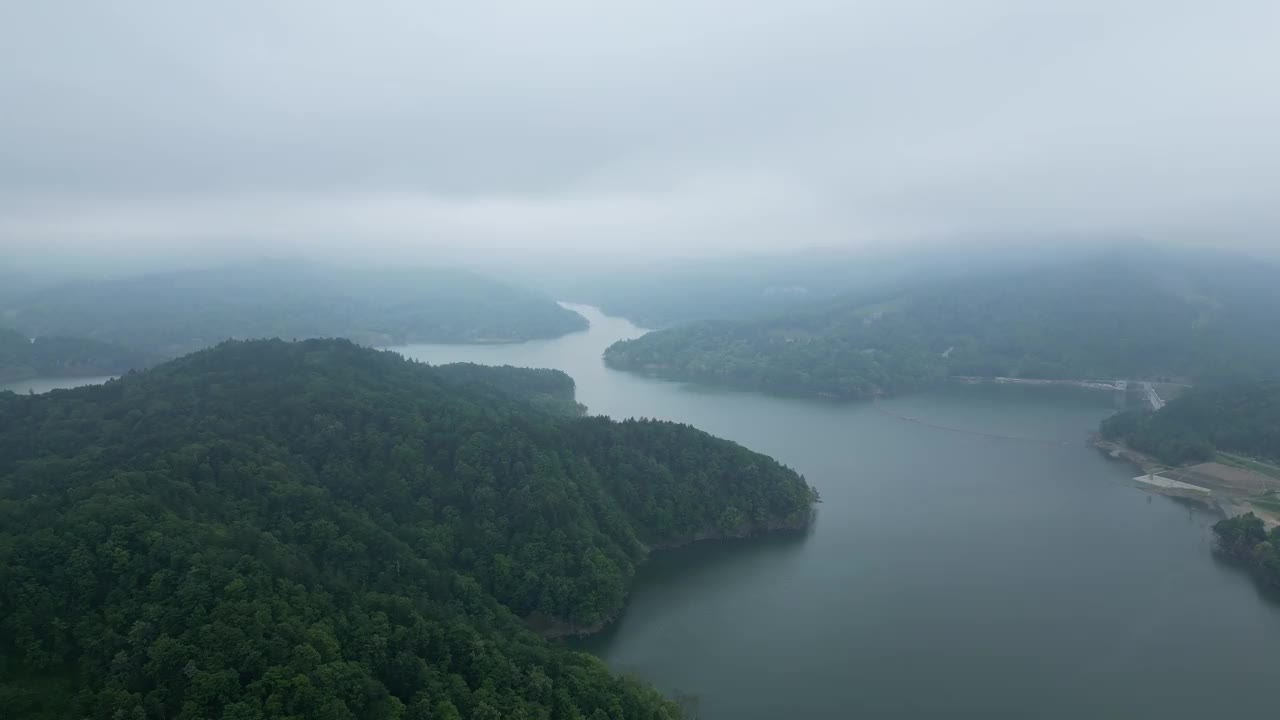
[
  {"left": 1100, "top": 381, "right": 1280, "bottom": 466},
  {"left": 0, "top": 327, "right": 153, "bottom": 383},
  {"left": 604, "top": 251, "right": 1280, "bottom": 399},
  {"left": 430, "top": 363, "right": 585, "bottom": 417},
  {"left": 553, "top": 245, "right": 1068, "bottom": 328},
  {"left": 0, "top": 339, "right": 814, "bottom": 719},
  {"left": 2, "top": 261, "right": 588, "bottom": 357}
]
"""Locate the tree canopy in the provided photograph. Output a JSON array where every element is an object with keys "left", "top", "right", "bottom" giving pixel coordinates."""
[
  {"left": 430, "top": 363, "right": 586, "bottom": 418},
  {"left": 1213, "top": 513, "right": 1280, "bottom": 588},
  {"left": 0, "top": 339, "right": 814, "bottom": 719},
  {"left": 1100, "top": 381, "right": 1280, "bottom": 466}
]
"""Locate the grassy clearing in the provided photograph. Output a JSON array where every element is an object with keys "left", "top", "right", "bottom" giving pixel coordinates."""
[
  {"left": 1216, "top": 452, "right": 1280, "bottom": 481},
  {"left": 1251, "top": 497, "right": 1280, "bottom": 514}
]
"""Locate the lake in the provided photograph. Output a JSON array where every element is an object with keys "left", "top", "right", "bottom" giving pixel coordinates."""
[{"left": 400, "top": 303, "right": 1279, "bottom": 719}]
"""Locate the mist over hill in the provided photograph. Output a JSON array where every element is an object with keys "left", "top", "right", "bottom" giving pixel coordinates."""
[
  {"left": 604, "top": 248, "right": 1280, "bottom": 399},
  {"left": 0, "top": 261, "right": 587, "bottom": 359}
]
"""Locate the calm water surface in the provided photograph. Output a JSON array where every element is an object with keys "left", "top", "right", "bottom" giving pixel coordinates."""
[{"left": 393, "top": 304, "right": 1279, "bottom": 719}]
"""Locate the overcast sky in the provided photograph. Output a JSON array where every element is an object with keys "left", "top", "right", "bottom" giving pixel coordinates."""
[{"left": 2, "top": 0, "right": 1278, "bottom": 270}]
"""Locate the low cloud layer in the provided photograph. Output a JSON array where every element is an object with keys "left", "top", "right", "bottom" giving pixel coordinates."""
[{"left": 3, "top": 0, "right": 1278, "bottom": 269}]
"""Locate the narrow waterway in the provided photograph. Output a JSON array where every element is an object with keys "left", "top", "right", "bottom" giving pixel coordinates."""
[{"left": 396, "top": 303, "right": 1276, "bottom": 718}]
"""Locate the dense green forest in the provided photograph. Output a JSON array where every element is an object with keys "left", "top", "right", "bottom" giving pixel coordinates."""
[
  {"left": 604, "top": 251, "right": 1280, "bottom": 399},
  {"left": 1213, "top": 514, "right": 1280, "bottom": 588},
  {"left": 1100, "top": 381, "right": 1280, "bottom": 466},
  {"left": 0, "top": 339, "right": 814, "bottom": 719},
  {"left": 431, "top": 363, "right": 586, "bottom": 418},
  {"left": 2, "top": 261, "right": 588, "bottom": 357},
  {"left": 0, "top": 327, "right": 154, "bottom": 383}
]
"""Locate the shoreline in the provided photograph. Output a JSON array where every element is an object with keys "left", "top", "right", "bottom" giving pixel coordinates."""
[
  {"left": 953, "top": 375, "right": 1128, "bottom": 392},
  {"left": 0, "top": 364, "right": 126, "bottom": 384},
  {"left": 1090, "top": 435, "right": 1163, "bottom": 474},
  {"left": 1091, "top": 434, "right": 1217, "bottom": 510},
  {"left": 599, "top": 363, "right": 1157, "bottom": 405},
  {"left": 531, "top": 510, "right": 817, "bottom": 640},
  {"left": 1091, "top": 435, "right": 1280, "bottom": 527}
]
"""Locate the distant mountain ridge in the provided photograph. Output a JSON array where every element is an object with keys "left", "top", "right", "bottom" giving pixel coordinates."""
[
  {"left": 604, "top": 249, "right": 1280, "bottom": 399},
  {"left": 1, "top": 261, "right": 588, "bottom": 358},
  {"left": 554, "top": 243, "right": 1133, "bottom": 328}
]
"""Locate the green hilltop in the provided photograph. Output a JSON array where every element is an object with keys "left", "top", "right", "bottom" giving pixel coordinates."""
[{"left": 0, "top": 339, "right": 814, "bottom": 719}]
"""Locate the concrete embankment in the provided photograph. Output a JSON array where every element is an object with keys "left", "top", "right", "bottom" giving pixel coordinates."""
[{"left": 952, "top": 376, "right": 1128, "bottom": 392}]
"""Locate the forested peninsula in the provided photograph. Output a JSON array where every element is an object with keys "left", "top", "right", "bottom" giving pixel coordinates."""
[
  {"left": 604, "top": 254, "right": 1280, "bottom": 399},
  {"left": 0, "top": 339, "right": 814, "bottom": 719}
]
